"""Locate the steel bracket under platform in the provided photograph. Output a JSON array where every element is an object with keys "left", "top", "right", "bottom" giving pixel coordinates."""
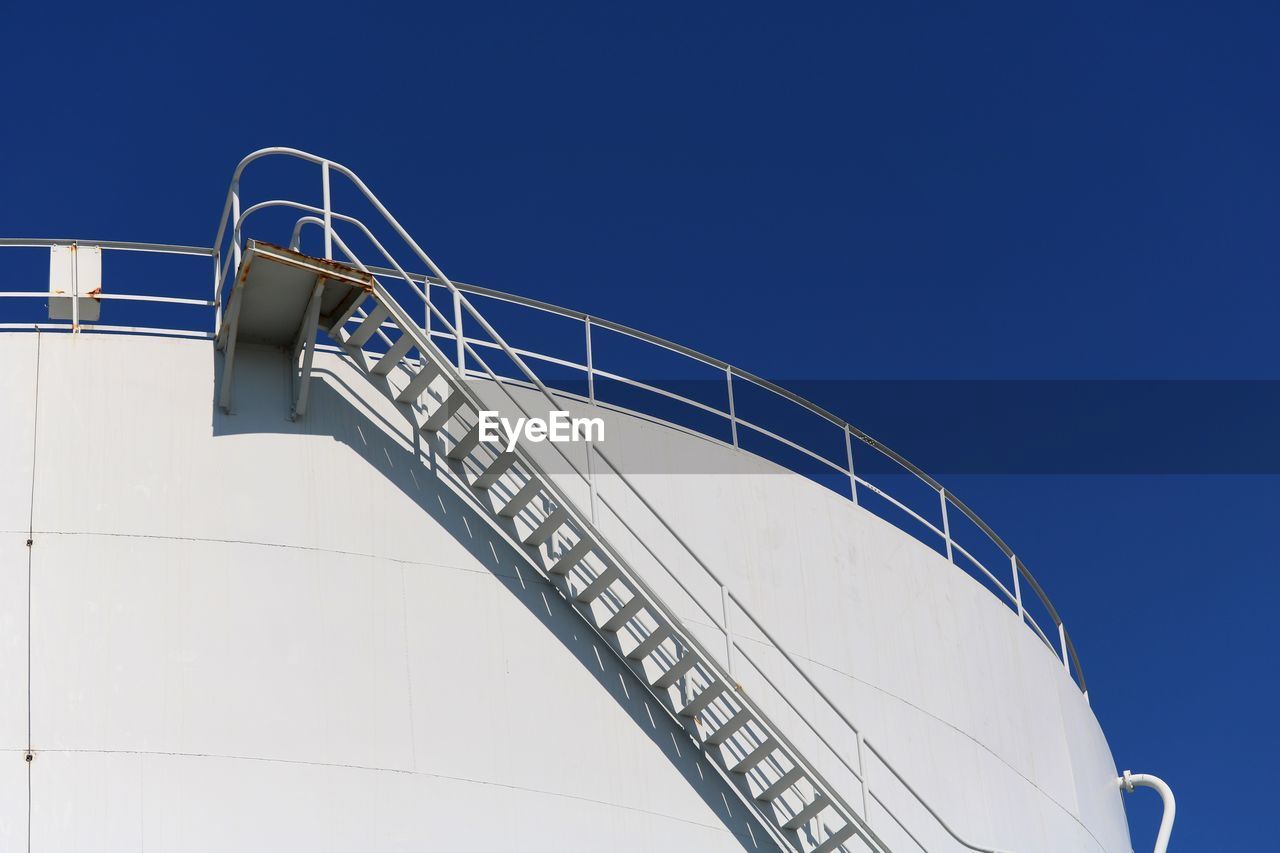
[{"left": 217, "top": 240, "right": 374, "bottom": 417}]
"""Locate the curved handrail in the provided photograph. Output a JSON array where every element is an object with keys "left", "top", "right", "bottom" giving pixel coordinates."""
[
  {"left": 0, "top": 237, "right": 212, "bottom": 255},
  {"left": 0, "top": 239, "right": 218, "bottom": 338},
  {"left": 213, "top": 154, "right": 1036, "bottom": 850},
  {"left": 585, "top": 441, "right": 1001, "bottom": 851},
  {"left": 212, "top": 151, "right": 1078, "bottom": 689},
  {"left": 0, "top": 162, "right": 1088, "bottom": 695},
  {"left": 0, "top": 150, "right": 1093, "bottom": 851},
  {"left": 291, "top": 218, "right": 886, "bottom": 850},
  {"left": 307, "top": 260, "right": 1086, "bottom": 694}
]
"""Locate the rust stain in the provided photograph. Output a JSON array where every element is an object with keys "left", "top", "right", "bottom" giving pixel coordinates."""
[{"left": 253, "top": 240, "right": 375, "bottom": 292}]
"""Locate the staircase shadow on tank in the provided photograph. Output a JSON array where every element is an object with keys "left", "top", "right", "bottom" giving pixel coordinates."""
[{"left": 211, "top": 344, "right": 775, "bottom": 851}]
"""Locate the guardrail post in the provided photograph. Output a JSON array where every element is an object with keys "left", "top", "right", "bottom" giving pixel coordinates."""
[
  {"left": 231, "top": 181, "right": 242, "bottom": 272},
  {"left": 1058, "top": 622, "right": 1070, "bottom": 672},
  {"left": 856, "top": 732, "right": 870, "bottom": 821},
  {"left": 583, "top": 320, "right": 600, "bottom": 525},
  {"left": 844, "top": 425, "right": 858, "bottom": 506},
  {"left": 726, "top": 367, "right": 738, "bottom": 448},
  {"left": 453, "top": 288, "right": 464, "bottom": 371},
  {"left": 585, "top": 442, "right": 601, "bottom": 524},
  {"left": 321, "top": 161, "right": 333, "bottom": 261},
  {"left": 212, "top": 249, "right": 222, "bottom": 334},
  {"left": 721, "top": 584, "right": 734, "bottom": 678},
  {"left": 939, "top": 488, "right": 953, "bottom": 563},
  {"left": 1011, "top": 553, "right": 1025, "bottom": 622},
  {"left": 585, "top": 318, "right": 596, "bottom": 404},
  {"left": 70, "top": 242, "right": 80, "bottom": 333},
  {"left": 424, "top": 280, "right": 431, "bottom": 340}
]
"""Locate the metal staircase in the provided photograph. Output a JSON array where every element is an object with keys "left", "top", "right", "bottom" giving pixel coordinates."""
[
  {"left": 212, "top": 148, "right": 1012, "bottom": 853},
  {"left": 218, "top": 237, "right": 881, "bottom": 852}
]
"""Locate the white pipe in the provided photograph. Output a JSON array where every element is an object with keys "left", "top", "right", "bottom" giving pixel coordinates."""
[{"left": 1119, "top": 770, "right": 1175, "bottom": 853}]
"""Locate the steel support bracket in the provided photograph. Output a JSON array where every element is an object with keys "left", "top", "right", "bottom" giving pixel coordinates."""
[
  {"left": 216, "top": 256, "right": 251, "bottom": 413},
  {"left": 290, "top": 274, "right": 326, "bottom": 420},
  {"left": 215, "top": 240, "right": 373, "bottom": 417}
]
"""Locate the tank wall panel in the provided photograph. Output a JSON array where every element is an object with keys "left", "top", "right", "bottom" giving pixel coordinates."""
[
  {"left": 0, "top": 332, "right": 1131, "bottom": 851},
  {"left": 480, "top": 382, "right": 1133, "bottom": 852}
]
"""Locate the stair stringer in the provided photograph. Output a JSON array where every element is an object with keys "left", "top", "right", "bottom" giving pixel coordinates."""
[{"left": 320, "top": 273, "right": 890, "bottom": 853}]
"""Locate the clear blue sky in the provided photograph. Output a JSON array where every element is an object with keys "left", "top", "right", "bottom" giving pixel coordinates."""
[{"left": 3, "top": 2, "right": 1276, "bottom": 849}]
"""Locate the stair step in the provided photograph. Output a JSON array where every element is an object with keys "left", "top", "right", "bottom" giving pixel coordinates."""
[
  {"left": 346, "top": 302, "right": 390, "bottom": 348},
  {"left": 730, "top": 737, "right": 778, "bottom": 774},
  {"left": 474, "top": 451, "right": 518, "bottom": 489},
  {"left": 601, "top": 596, "right": 646, "bottom": 632},
  {"left": 755, "top": 765, "right": 805, "bottom": 802},
  {"left": 524, "top": 506, "right": 569, "bottom": 546},
  {"left": 626, "top": 625, "right": 672, "bottom": 661},
  {"left": 447, "top": 422, "right": 482, "bottom": 460},
  {"left": 324, "top": 267, "right": 863, "bottom": 851},
  {"left": 653, "top": 651, "right": 699, "bottom": 689},
  {"left": 548, "top": 537, "right": 593, "bottom": 575},
  {"left": 498, "top": 478, "right": 543, "bottom": 518},
  {"left": 706, "top": 708, "right": 753, "bottom": 745},
  {"left": 394, "top": 361, "right": 442, "bottom": 402},
  {"left": 782, "top": 793, "right": 830, "bottom": 830},
  {"left": 678, "top": 681, "right": 727, "bottom": 718},
  {"left": 327, "top": 290, "right": 369, "bottom": 335},
  {"left": 421, "top": 391, "right": 466, "bottom": 432},
  {"left": 574, "top": 566, "right": 620, "bottom": 603},
  {"left": 371, "top": 332, "right": 415, "bottom": 375},
  {"left": 813, "top": 824, "right": 857, "bottom": 853}
]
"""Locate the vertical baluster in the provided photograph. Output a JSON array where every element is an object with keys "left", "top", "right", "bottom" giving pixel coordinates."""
[
  {"left": 1011, "top": 553, "right": 1024, "bottom": 622},
  {"left": 453, "top": 289, "right": 464, "bottom": 371},
  {"left": 212, "top": 249, "right": 222, "bottom": 335},
  {"left": 726, "top": 366, "right": 738, "bottom": 448},
  {"left": 845, "top": 424, "right": 858, "bottom": 505},
  {"left": 231, "top": 181, "right": 241, "bottom": 273},
  {"left": 585, "top": 318, "right": 596, "bottom": 405},
  {"left": 721, "top": 584, "right": 734, "bottom": 678},
  {"left": 424, "top": 279, "right": 431, "bottom": 340},
  {"left": 940, "top": 488, "right": 953, "bottom": 563},
  {"left": 585, "top": 441, "right": 600, "bottom": 525},
  {"left": 1058, "top": 622, "right": 1070, "bottom": 672},
  {"left": 856, "top": 731, "right": 870, "bottom": 821},
  {"left": 321, "top": 161, "right": 333, "bottom": 261},
  {"left": 70, "top": 242, "right": 80, "bottom": 333}
]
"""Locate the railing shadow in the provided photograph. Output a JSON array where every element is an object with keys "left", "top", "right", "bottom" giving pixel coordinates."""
[{"left": 210, "top": 343, "right": 776, "bottom": 851}]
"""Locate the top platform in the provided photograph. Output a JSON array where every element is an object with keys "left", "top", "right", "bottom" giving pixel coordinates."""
[{"left": 221, "top": 240, "right": 372, "bottom": 347}]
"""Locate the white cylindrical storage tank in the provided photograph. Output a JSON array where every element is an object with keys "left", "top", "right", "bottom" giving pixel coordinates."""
[
  {"left": 0, "top": 149, "right": 1146, "bottom": 852},
  {"left": 0, "top": 330, "right": 1130, "bottom": 851}
]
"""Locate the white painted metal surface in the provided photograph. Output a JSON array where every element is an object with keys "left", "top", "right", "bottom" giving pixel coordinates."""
[
  {"left": 1119, "top": 772, "right": 1175, "bottom": 853},
  {"left": 0, "top": 209, "right": 1088, "bottom": 703},
  {"left": 0, "top": 331, "right": 1134, "bottom": 851},
  {"left": 0, "top": 147, "right": 1160, "bottom": 851},
  {"left": 227, "top": 242, "right": 878, "bottom": 851}
]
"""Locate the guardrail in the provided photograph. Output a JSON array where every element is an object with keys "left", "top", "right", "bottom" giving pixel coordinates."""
[
  {"left": 271, "top": 217, "right": 1085, "bottom": 697},
  {"left": 248, "top": 210, "right": 1001, "bottom": 851},
  {"left": 214, "top": 148, "right": 1083, "bottom": 850},
  {"left": 367, "top": 265, "right": 1087, "bottom": 693},
  {"left": 0, "top": 238, "right": 215, "bottom": 337},
  {"left": 0, "top": 230, "right": 1083, "bottom": 697},
  {"left": 0, "top": 146, "right": 1088, "bottom": 851}
]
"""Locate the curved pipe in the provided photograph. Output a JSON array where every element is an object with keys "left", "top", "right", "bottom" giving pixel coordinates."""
[{"left": 1119, "top": 771, "right": 1175, "bottom": 853}]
